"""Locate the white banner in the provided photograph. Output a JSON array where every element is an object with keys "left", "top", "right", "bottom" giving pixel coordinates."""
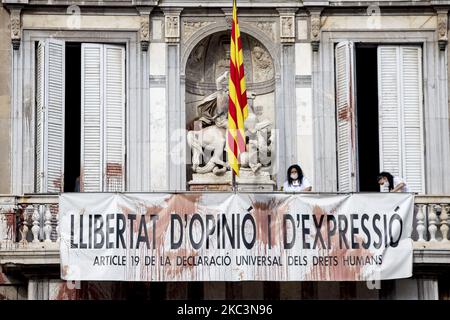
[{"left": 60, "top": 192, "right": 413, "bottom": 281}]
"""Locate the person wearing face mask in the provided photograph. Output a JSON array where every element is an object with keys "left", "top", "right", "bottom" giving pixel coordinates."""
[
  {"left": 283, "top": 164, "right": 312, "bottom": 192},
  {"left": 377, "top": 171, "right": 410, "bottom": 192}
]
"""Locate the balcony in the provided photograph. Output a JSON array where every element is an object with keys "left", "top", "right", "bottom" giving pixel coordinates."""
[{"left": 0, "top": 194, "right": 449, "bottom": 266}]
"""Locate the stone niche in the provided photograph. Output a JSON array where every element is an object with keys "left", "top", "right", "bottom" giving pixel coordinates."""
[{"left": 185, "top": 31, "right": 276, "bottom": 191}]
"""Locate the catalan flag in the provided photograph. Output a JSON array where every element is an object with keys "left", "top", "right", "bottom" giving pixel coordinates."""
[{"left": 227, "top": 0, "right": 248, "bottom": 177}]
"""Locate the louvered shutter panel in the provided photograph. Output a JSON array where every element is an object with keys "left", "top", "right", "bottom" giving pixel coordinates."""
[
  {"left": 103, "top": 45, "right": 125, "bottom": 192},
  {"left": 335, "top": 42, "right": 357, "bottom": 192},
  {"left": 378, "top": 46, "right": 402, "bottom": 181},
  {"left": 81, "top": 44, "right": 103, "bottom": 192},
  {"left": 400, "top": 47, "right": 424, "bottom": 193},
  {"left": 36, "top": 41, "right": 45, "bottom": 193},
  {"left": 378, "top": 46, "right": 424, "bottom": 193},
  {"left": 36, "top": 39, "right": 65, "bottom": 193}
]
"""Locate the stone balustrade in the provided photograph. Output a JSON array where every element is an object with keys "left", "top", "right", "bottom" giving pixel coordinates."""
[
  {"left": 414, "top": 196, "right": 450, "bottom": 247},
  {"left": 0, "top": 194, "right": 449, "bottom": 254},
  {"left": 0, "top": 194, "right": 59, "bottom": 251}
]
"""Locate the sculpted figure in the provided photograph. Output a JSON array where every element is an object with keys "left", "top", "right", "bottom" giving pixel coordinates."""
[{"left": 187, "top": 72, "right": 229, "bottom": 175}]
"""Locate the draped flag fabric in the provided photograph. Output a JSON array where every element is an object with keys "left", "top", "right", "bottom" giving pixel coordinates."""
[{"left": 227, "top": 0, "right": 248, "bottom": 176}]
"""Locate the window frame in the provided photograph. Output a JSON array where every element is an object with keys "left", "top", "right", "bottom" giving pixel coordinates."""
[
  {"left": 13, "top": 30, "right": 143, "bottom": 194},
  {"left": 314, "top": 30, "right": 450, "bottom": 194}
]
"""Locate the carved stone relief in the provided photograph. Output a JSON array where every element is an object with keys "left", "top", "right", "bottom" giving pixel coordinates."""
[
  {"left": 437, "top": 11, "right": 448, "bottom": 51},
  {"left": 255, "top": 21, "right": 276, "bottom": 41},
  {"left": 165, "top": 15, "right": 180, "bottom": 42},
  {"left": 183, "top": 21, "right": 214, "bottom": 42},
  {"left": 140, "top": 15, "right": 150, "bottom": 51},
  {"left": 10, "top": 8, "right": 21, "bottom": 50},
  {"left": 185, "top": 31, "right": 276, "bottom": 188},
  {"left": 280, "top": 16, "right": 295, "bottom": 43}
]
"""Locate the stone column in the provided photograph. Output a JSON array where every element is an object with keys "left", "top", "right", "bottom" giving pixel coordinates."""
[
  {"left": 430, "top": 7, "right": 450, "bottom": 194},
  {"left": 8, "top": 6, "right": 24, "bottom": 194},
  {"left": 417, "top": 277, "right": 439, "bottom": 300},
  {"left": 162, "top": 8, "right": 185, "bottom": 191},
  {"left": 28, "top": 278, "right": 50, "bottom": 300},
  {"left": 277, "top": 8, "right": 297, "bottom": 188},
  {"left": 134, "top": 7, "right": 153, "bottom": 191}
]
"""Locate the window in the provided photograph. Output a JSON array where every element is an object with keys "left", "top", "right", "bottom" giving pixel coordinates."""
[
  {"left": 35, "top": 40, "right": 126, "bottom": 193},
  {"left": 335, "top": 42, "right": 424, "bottom": 193}
]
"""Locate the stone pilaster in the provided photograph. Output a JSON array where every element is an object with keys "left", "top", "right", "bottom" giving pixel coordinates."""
[{"left": 162, "top": 7, "right": 184, "bottom": 190}]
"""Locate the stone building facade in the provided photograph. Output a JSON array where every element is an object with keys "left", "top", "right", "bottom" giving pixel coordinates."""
[{"left": 0, "top": 0, "right": 449, "bottom": 300}]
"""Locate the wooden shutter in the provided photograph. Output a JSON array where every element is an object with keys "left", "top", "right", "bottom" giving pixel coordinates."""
[
  {"left": 103, "top": 45, "right": 125, "bottom": 192},
  {"left": 81, "top": 44, "right": 103, "bottom": 192},
  {"left": 81, "top": 44, "right": 125, "bottom": 192},
  {"left": 35, "top": 39, "right": 65, "bottom": 193},
  {"left": 400, "top": 47, "right": 424, "bottom": 193},
  {"left": 335, "top": 41, "right": 357, "bottom": 192},
  {"left": 378, "top": 46, "right": 402, "bottom": 179},
  {"left": 377, "top": 46, "right": 424, "bottom": 193}
]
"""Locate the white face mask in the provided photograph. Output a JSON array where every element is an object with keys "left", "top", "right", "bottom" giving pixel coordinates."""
[
  {"left": 290, "top": 173, "right": 298, "bottom": 180},
  {"left": 383, "top": 181, "right": 390, "bottom": 187}
]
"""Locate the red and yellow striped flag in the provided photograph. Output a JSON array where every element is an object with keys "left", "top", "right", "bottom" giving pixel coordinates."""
[{"left": 227, "top": 0, "right": 248, "bottom": 176}]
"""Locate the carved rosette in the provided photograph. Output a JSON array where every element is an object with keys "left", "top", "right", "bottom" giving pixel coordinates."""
[
  {"left": 280, "top": 16, "right": 295, "bottom": 43},
  {"left": 140, "top": 16, "right": 150, "bottom": 51},
  {"left": 437, "top": 11, "right": 448, "bottom": 51},
  {"left": 165, "top": 15, "right": 180, "bottom": 43},
  {"left": 310, "top": 11, "right": 321, "bottom": 51},
  {"left": 10, "top": 8, "right": 22, "bottom": 50}
]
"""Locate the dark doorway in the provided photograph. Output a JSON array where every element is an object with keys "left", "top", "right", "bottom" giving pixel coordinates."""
[
  {"left": 355, "top": 45, "right": 380, "bottom": 192},
  {"left": 64, "top": 43, "right": 81, "bottom": 192}
]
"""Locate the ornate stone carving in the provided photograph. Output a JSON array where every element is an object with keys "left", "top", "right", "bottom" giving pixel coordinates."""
[
  {"left": 280, "top": 16, "right": 295, "bottom": 43},
  {"left": 183, "top": 21, "right": 213, "bottom": 42},
  {"left": 251, "top": 40, "right": 274, "bottom": 82},
  {"left": 437, "top": 10, "right": 448, "bottom": 51},
  {"left": 140, "top": 16, "right": 150, "bottom": 51},
  {"left": 310, "top": 10, "right": 322, "bottom": 51},
  {"left": 165, "top": 15, "right": 180, "bottom": 42},
  {"left": 255, "top": 21, "right": 276, "bottom": 41},
  {"left": 187, "top": 78, "right": 273, "bottom": 177},
  {"left": 185, "top": 32, "right": 275, "bottom": 189},
  {"left": 10, "top": 8, "right": 21, "bottom": 50}
]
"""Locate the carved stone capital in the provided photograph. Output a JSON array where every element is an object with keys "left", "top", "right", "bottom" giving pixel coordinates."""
[
  {"left": 309, "top": 7, "right": 323, "bottom": 52},
  {"left": 277, "top": 8, "right": 296, "bottom": 44},
  {"left": 137, "top": 7, "right": 153, "bottom": 52},
  {"left": 162, "top": 7, "right": 183, "bottom": 43},
  {"left": 9, "top": 8, "right": 22, "bottom": 50},
  {"left": 436, "top": 9, "right": 448, "bottom": 51}
]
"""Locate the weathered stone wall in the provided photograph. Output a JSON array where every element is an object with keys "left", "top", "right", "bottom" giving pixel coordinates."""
[{"left": 0, "top": 5, "right": 11, "bottom": 194}]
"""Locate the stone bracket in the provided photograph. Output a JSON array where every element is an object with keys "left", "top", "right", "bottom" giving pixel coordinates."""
[
  {"left": 308, "top": 7, "right": 323, "bottom": 52},
  {"left": 136, "top": 6, "right": 154, "bottom": 52},
  {"left": 8, "top": 7, "right": 22, "bottom": 50},
  {"left": 436, "top": 8, "right": 448, "bottom": 51},
  {"left": 162, "top": 7, "right": 183, "bottom": 43}
]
